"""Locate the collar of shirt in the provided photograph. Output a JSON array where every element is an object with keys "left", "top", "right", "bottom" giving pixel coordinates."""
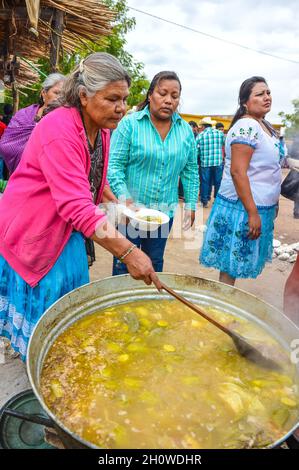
[{"left": 136, "top": 105, "right": 182, "bottom": 125}]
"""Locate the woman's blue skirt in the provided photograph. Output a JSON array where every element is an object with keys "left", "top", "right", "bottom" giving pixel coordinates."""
[
  {"left": 0, "top": 232, "right": 89, "bottom": 361},
  {"left": 200, "top": 195, "right": 276, "bottom": 279}
]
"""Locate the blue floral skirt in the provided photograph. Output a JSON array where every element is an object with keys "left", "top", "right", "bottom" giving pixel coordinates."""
[
  {"left": 200, "top": 195, "right": 276, "bottom": 279},
  {"left": 0, "top": 232, "right": 89, "bottom": 361}
]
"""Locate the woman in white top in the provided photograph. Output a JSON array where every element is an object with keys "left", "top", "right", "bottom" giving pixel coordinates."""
[{"left": 200, "top": 76, "right": 281, "bottom": 286}]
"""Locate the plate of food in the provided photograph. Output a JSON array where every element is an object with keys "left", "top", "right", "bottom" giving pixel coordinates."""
[{"left": 121, "top": 206, "right": 169, "bottom": 231}]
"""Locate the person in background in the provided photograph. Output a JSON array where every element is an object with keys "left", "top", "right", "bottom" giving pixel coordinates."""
[
  {"left": 284, "top": 252, "right": 299, "bottom": 325},
  {"left": 0, "top": 119, "right": 6, "bottom": 138},
  {"left": 215, "top": 121, "right": 226, "bottom": 179},
  {"left": 188, "top": 120, "right": 200, "bottom": 138},
  {"left": 215, "top": 122, "right": 225, "bottom": 133},
  {"left": 197, "top": 117, "right": 225, "bottom": 208},
  {"left": 287, "top": 133, "right": 299, "bottom": 219},
  {"left": 108, "top": 71, "right": 199, "bottom": 275},
  {"left": 200, "top": 76, "right": 281, "bottom": 286},
  {"left": 0, "top": 52, "right": 160, "bottom": 361},
  {"left": 2, "top": 104, "right": 13, "bottom": 126},
  {"left": 279, "top": 135, "right": 288, "bottom": 167},
  {"left": 0, "top": 73, "right": 65, "bottom": 175},
  {"left": 178, "top": 120, "right": 200, "bottom": 199},
  {"left": 283, "top": 244, "right": 299, "bottom": 443}
]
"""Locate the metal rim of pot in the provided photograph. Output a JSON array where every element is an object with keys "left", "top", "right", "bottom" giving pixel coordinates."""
[{"left": 26, "top": 273, "right": 299, "bottom": 449}]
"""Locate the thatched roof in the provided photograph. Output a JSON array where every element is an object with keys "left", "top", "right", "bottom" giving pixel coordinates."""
[{"left": 0, "top": 0, "right": 116, "bottom": 87}]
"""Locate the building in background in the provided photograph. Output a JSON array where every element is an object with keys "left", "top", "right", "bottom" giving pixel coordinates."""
[{"left": 180, "top": 113, "right": 282, "bottom": 135}]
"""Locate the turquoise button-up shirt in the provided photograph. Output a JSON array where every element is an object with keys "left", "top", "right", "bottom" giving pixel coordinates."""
[{"left": 108, "top": 106, "right": 199, "bottom": 217}]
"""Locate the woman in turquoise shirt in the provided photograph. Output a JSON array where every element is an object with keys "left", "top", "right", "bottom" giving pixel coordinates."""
[{"left": 108, "top": 71, "right": 199, "bottom": 274}]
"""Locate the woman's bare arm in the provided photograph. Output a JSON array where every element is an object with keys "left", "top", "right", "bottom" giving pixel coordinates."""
[
  {"left": 230, "top": 144, "right": 261, "bottom": 240},
  {"left": 91, "top": 221, "right": 162, "bottom": 288}
]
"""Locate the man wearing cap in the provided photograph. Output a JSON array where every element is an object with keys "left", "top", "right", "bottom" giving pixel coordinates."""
[{"left": 197, "top": 117, "right": 225, "bottom": 208}]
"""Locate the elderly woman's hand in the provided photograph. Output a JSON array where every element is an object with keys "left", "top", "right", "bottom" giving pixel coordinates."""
[
  {"left": 93, "top": 221, "right": 161, "bottom": 289},
  {"left": 123, "top": 247, "right": 162, "bottom": 289}
]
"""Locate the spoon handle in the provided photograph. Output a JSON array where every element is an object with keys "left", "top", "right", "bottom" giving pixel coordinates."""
[{"left": 161, "top": 283, "right": 233, "bottom": 338}]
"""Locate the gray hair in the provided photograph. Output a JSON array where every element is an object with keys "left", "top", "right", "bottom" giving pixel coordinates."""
[
  {"left": 60, "top": 52, "right": 131, "bottom": 108},
  {"left": 41, "top": 73, "right": 65, "bottom": 91}
]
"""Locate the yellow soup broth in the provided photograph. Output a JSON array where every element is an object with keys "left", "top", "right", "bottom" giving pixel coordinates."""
[{"left": 40, "top": 300, "right": 299, "bottom": 449}]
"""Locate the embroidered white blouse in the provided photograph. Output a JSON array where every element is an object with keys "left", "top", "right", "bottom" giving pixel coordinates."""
[{"left": 219, "top": 117, "right": 281, "bottom": 207}]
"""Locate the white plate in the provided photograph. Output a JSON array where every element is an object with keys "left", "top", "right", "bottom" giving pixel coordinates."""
[{"left": 121, "top": 206, "right": 169, "bottom": 231}]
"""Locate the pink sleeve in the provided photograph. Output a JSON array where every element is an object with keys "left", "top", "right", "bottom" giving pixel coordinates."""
[{"left": 39, "top": 138, "right": 106, "bottom": 237}]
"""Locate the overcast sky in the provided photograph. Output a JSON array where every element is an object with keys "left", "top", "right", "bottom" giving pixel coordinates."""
[{"left": 125, "top": 0, "right": 299, "bottom": 122}]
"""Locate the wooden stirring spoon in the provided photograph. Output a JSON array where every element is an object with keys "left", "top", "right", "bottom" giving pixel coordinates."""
[{"left": 161, "top": 283, "right": 284, "bottom": 371}]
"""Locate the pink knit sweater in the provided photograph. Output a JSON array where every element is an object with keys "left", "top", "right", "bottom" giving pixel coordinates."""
[{"left": 0, "top": 106, "right": 109, "bottom": 287}]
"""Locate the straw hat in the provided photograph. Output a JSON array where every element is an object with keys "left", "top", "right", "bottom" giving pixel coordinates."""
[{"left": 200, "top": 116, "right": 217, "bottom": 126}]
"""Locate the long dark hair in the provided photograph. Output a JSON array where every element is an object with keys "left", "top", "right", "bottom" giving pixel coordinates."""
[
  {"left": 137, "top": 71, "right": 182, "bottom": 111},
  {"left": 230, "top": 76, "right": 267, "bottom": 129}
]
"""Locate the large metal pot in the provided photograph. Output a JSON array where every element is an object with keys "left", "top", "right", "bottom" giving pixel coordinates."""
[{"left": 27, "top": 274, "right": 299, "bottom": 449}]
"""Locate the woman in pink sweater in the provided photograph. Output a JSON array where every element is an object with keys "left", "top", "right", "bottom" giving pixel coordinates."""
[{"left": 0, "top": 53, "right": 160, "bottom": 361}]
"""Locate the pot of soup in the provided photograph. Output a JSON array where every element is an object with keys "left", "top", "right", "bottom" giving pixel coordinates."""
[{"left": 27, "top": 274, "right": 299, "bottom": 449}]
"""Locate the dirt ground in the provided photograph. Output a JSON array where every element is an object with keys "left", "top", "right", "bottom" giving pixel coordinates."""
[{"left": 1, "top": 170, "right": 298, "bottom": 410}]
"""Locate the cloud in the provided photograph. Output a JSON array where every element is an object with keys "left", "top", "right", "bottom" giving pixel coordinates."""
[{"left": 126, "top": 0, "right": 299, "bottom": 121}]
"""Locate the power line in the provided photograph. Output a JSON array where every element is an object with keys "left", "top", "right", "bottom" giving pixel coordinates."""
[{"left": 128, "top": 6, "right": 299, "bottom": 65}]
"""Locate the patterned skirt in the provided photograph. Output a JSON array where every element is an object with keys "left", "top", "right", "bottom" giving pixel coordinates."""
[
  {"left": 200, "top": 195, "right": 277, "bottom": 279},
  {"left": 0, "top": 232, "right": 89, "bottom": 361}
]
